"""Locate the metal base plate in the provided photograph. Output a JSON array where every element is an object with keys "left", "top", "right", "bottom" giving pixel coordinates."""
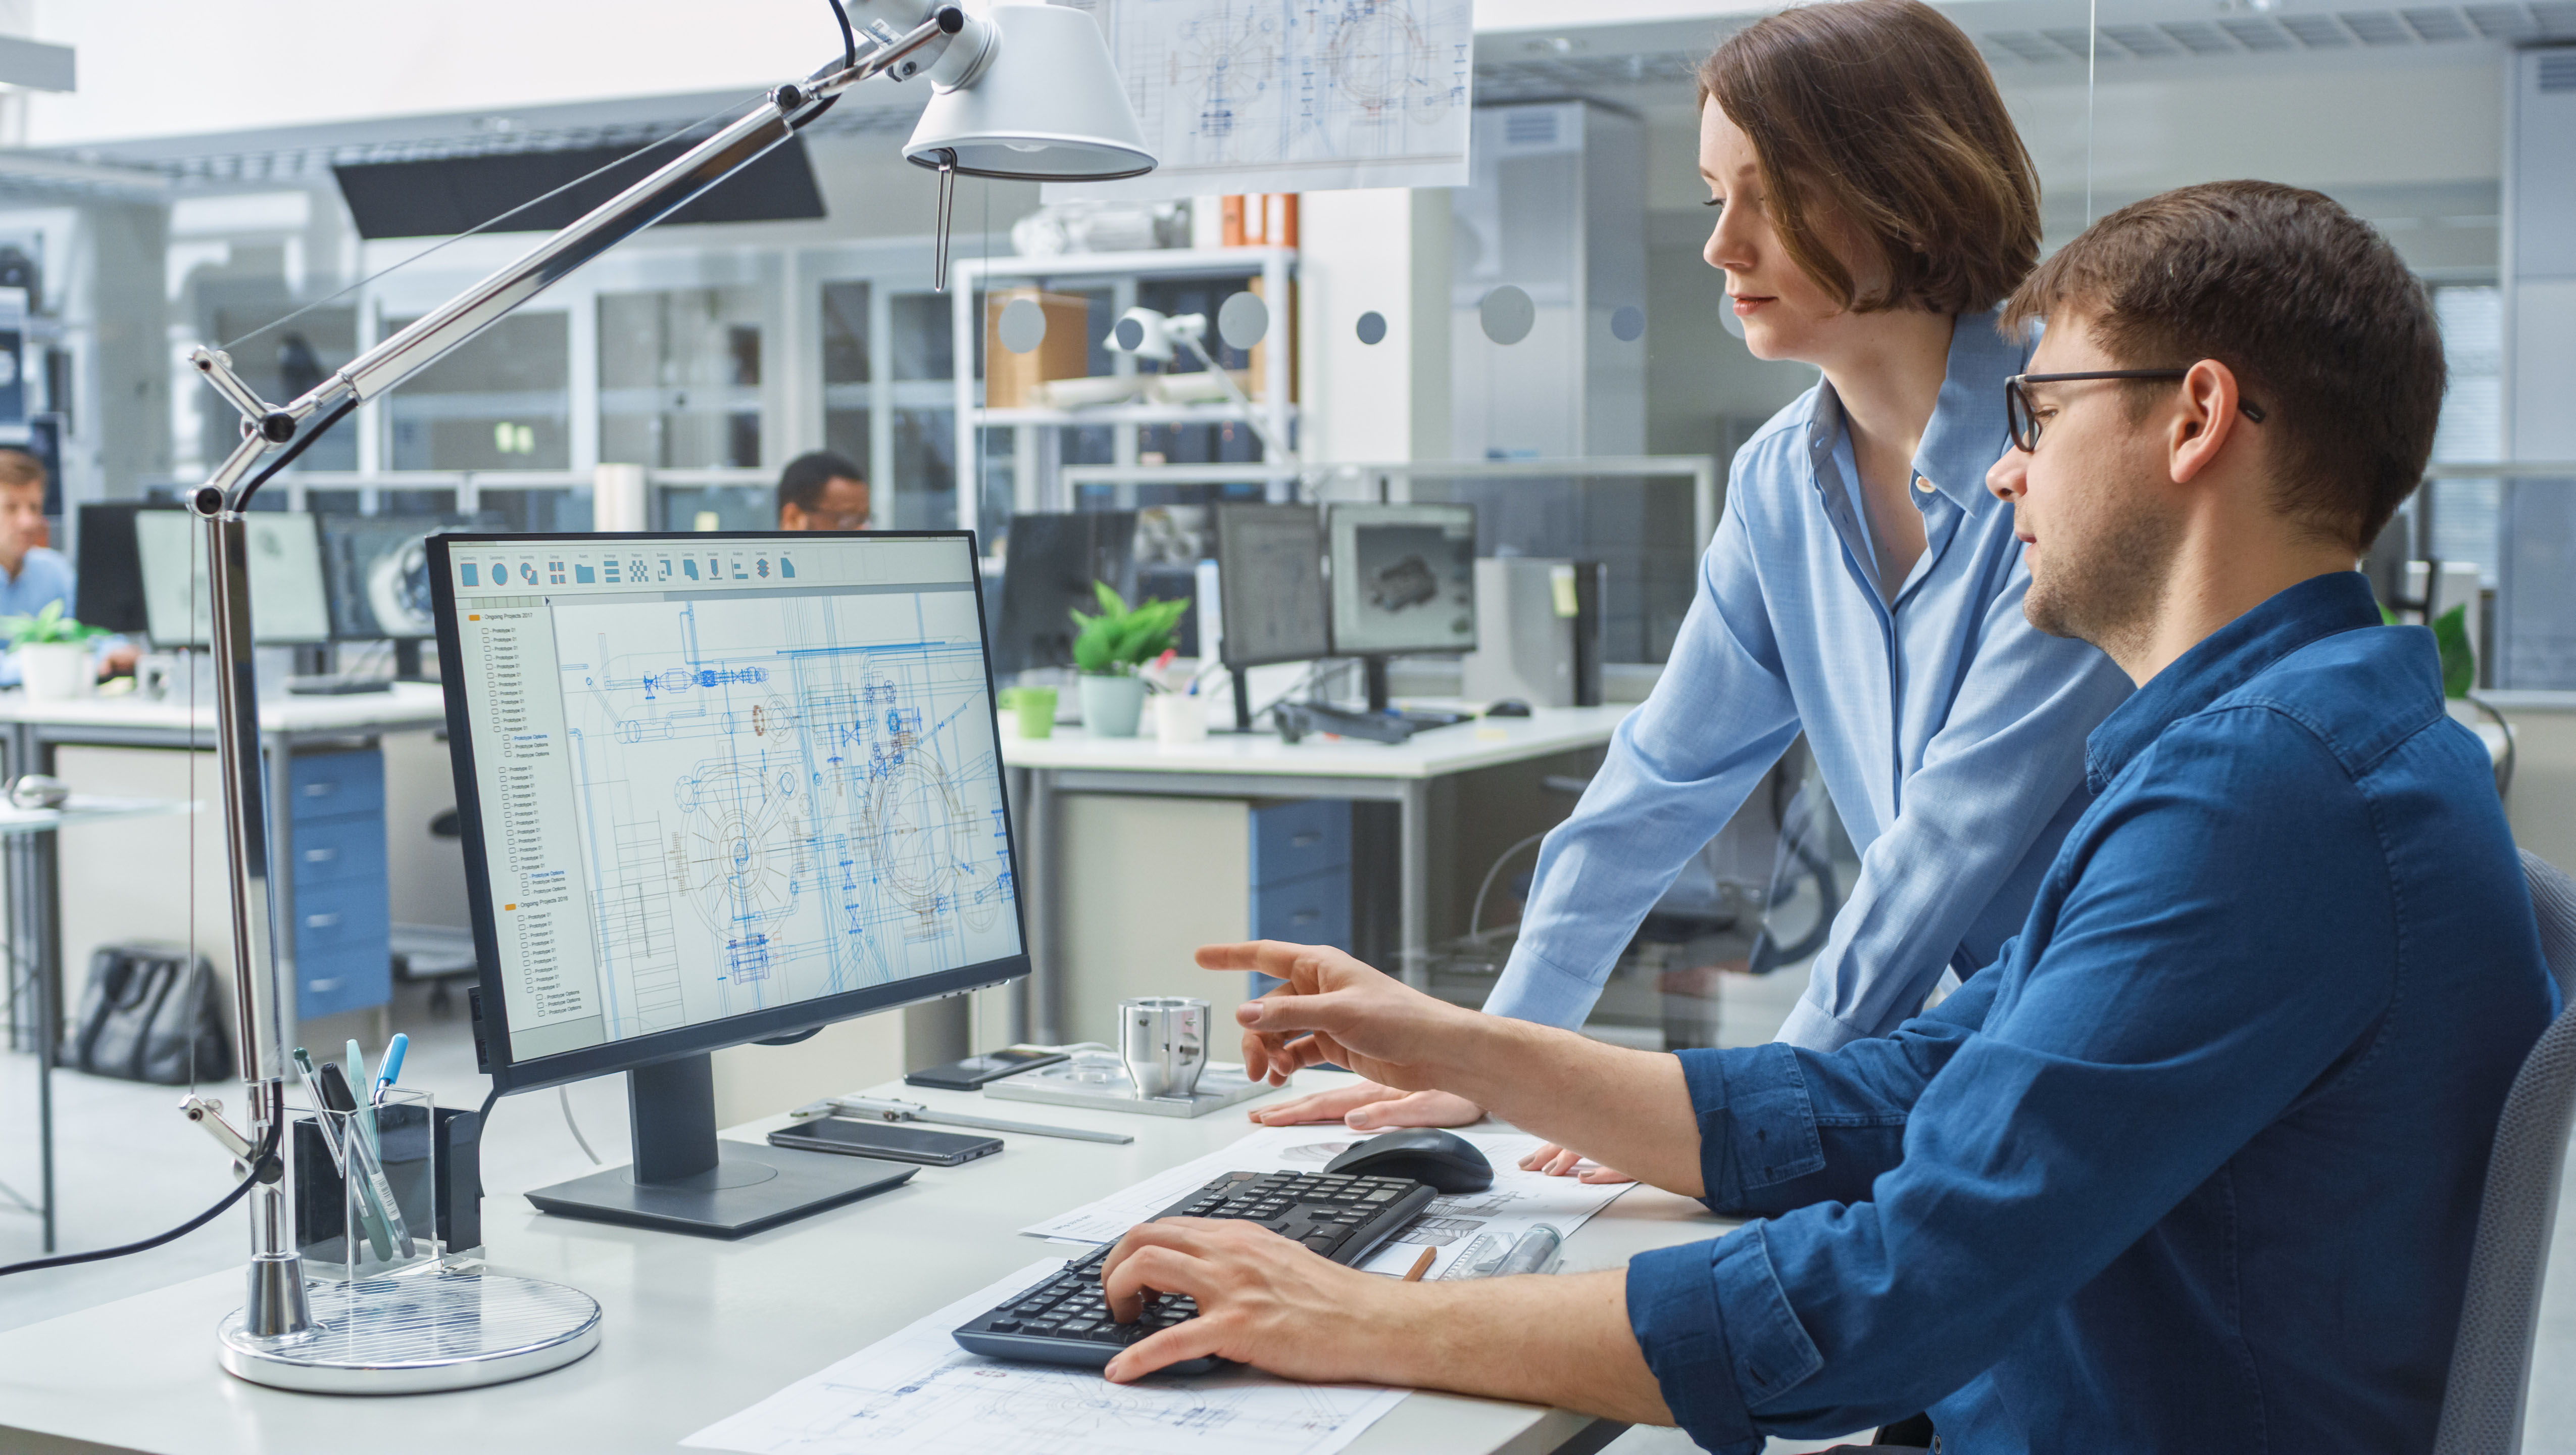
[
  {"left": 524, "top": 1140, "right": 917, "bottom": 1238},
  {"left": 984, "top": 1060, "right": 1270, "bottom": 1118},
  {"left": 219, "top": 1271, "right": 601, "bottom": 1395}
]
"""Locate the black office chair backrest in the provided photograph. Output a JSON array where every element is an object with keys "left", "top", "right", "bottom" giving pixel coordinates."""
[{"left": 2433, "top": 849, "right": 2576, "bottom": 1455}]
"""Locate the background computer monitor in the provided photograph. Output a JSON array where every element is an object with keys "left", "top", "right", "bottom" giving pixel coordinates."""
[
  {"left": 72, "top": 503, "right": 169, "bottom": 636},
  {"left": 132, "top": 508, "right": 333, "bottom": 647},
  {"left": 1214, "top": 503, "right": 1328, "bottom": 669},
  {"left": 431, "top": 529, "right": 1026, "bottom": 1237},
  {"left": 992, "top": 509, "right": 1137, "bottom": 680},
  {"left": 1326, "top": 503, "right": 1477, "bottom": 711},
  {"left": 1326, "top": 503, "right": 1478, "bottom": 657},
  {"left": 320, "top": 514, "right": 483, "bottom": 641}
]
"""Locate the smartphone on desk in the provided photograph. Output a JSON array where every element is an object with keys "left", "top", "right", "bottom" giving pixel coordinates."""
[
  {"left": 904, "top": 1045, "right": 1069, "bottom": 1091},
  {"left": 768, "top": 1118, "right": 1004, "bottom": 1167}
]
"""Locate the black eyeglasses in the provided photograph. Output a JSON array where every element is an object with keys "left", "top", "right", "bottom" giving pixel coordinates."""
[{"left": 2005, "top": 369, "right": 2266, "bottom": 454}]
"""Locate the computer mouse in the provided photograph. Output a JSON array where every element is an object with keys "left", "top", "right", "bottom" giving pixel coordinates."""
[
  {"left": 1323, "top": 1128, "right": 1495, "bottom": 1193},
  {"left": 1485, "top": 698, "right": 1532, "bottom": 718}
]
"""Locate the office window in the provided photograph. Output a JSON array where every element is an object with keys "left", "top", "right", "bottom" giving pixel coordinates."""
[
  {"left": 599, "top": 287, "right": 764, "bottom": 469},
  {"left": 385, "top": 311, "right": 569, "bottom": 470},
  {"left": 890, "top": 410, "right": 955, "bottom": 529},
  {"left": 2428, "top": 283, "right": 2502, "bottom": 585},
  {"left": 889, "top": 292, "right": 953, "bottom": 381}
]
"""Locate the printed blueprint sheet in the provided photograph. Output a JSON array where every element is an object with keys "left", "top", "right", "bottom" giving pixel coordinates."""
[
  {"left": 1045, "top": 0, "right": 1475, "bottom": 202},
  {"left": 551, "top": 583, "right": 1016, "bottom": 1040},
  {"left": 683, "top": 1258, "right": 1406, "bottom": 1455}
]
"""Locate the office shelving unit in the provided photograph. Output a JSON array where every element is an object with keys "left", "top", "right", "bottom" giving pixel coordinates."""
[{"left": 946, "top": 246, "right": 1299, "bottom": 537}]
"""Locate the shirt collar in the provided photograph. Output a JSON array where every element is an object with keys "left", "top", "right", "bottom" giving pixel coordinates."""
[
  {"left": 2084, "top": 570, "right": 2386, "bottom": 793},
  {"left": 1804, "top": 308, "right": 2030, "bottom": 512}
]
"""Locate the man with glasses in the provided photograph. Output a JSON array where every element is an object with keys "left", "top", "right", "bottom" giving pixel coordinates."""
[
  {"left": 775, "top": 450, "right": 870, "bottom": 531},
  {"left": 1077, "top": 181, "right": 2555, "bottom": 1454}
]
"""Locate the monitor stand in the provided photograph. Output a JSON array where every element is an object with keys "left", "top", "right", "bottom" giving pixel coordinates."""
[
  {"left": 1362, "top": 657, "right": 1391, "bottom": 712},
  {"left": 522, "top": 1053, "right": 915, "bottom": 1239}
]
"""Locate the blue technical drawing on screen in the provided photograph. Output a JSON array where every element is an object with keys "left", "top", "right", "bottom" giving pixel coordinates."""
[{"left": 546, "top": 583, "right": 1015, "bottom": 1041}]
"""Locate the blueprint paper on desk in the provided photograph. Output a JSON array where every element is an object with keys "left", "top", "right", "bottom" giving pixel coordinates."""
[
  {"left": 682, "top": 1258, "right": 1406, "bottom": 1455},
  {"left": 1042, "top": 0, "right": 1475, "bottom": 203},
  {"left": 1021, "top": 1125, "right": 1632, "bottom": 1282}
]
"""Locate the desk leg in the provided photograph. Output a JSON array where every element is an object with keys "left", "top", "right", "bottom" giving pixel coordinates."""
[
  {"left": 1020, "top": 767, "right": 1057, "bottom": 1045},
  {"left": 1399, "top": 779, "right": 1430, "bottom": 988},
  {"left": 32, "top": 851, "right": 52, "bottom": 1255}
]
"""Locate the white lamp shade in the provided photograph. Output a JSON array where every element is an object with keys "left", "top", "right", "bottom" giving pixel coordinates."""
[{"left": 905, "top": 5, "right": 1155, "bottom": 182}]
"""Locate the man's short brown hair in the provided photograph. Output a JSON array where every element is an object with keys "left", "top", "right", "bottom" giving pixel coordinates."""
[
  {"left": 2002, "top": 181, "right": 2444, "bottom": 552},
  {"left": 0, "top": 449, "right": 45, "bottom": 492},
  {"left": 1698, "top": 0, "right": 2040, "bottom": 316}
]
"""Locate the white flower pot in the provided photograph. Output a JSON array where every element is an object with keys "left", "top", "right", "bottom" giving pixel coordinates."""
[
  {"left": 16, "top": 643, "right": 89, "bottom": 702},
  {"left": 1078, "top": 673, "right": 1147, "bottom": 738}
]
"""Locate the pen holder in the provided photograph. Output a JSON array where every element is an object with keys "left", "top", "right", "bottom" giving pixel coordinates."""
[{"left": 293, "top": 1086, "right": 440, "bottom": 1281}]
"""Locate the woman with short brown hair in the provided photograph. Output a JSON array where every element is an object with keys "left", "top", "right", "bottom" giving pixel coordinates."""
[{"left": 1261, "top": 0, "right": 2132, "bottom": 1155}]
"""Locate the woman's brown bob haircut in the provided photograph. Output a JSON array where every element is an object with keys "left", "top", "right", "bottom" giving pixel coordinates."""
[{"left": 1699, "top": 0, "right": 2040, "bottom": 316}]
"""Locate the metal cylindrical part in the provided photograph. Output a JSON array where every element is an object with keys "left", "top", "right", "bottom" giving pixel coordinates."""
[{"left": 1119, "top": 997, "right": 1209, "bottom": 1100}]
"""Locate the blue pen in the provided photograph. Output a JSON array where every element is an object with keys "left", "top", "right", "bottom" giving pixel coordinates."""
[{"left": 373, "top": 1032, "right": 408, "bottom": 1104}]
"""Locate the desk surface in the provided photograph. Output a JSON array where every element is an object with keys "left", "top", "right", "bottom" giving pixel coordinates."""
[
  {"left": 1000, "top": 704, "right": 1633, "bottom": 780},
  {"left": 0, "top": 682, "right": 450, "bottom": 736},
  {"left": 0, "top": 1070, "right": 1721, "bottom": 1455}
]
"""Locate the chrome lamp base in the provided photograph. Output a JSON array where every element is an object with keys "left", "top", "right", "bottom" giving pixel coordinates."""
[{"left": 218, "top": 1270, "right": 600, "bottom": 1394}]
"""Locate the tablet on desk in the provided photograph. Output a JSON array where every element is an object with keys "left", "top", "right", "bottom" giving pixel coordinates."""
[{"left": 768, "top": 1118, "right": 1004, "bottom": 1168}]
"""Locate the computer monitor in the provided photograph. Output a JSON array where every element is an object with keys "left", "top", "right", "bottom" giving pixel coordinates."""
[
  {"left": 431, "top": 529, "right": 1026, "bottom": 1237},
  {"left": 1325, "top": 502, "right": 1478, "bottom": 709},
  {"left": 990, "top": 510, "right": 1136, "bottom": 680},
  {"left": 320, "top": 514, "right": 482, "bottom": 641},
  {"left": 1214, "top": 503, "right": 1328, "bottom": 669},
  {"left": 72, "top": 503, "right": 169, "bottom": 636},
  {"left": 132, "top": 508, "right": 333, "bottom": 647}
]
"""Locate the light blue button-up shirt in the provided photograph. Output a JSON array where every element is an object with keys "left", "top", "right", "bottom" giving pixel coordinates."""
[
  {"left": 1485, "top": 311, "right": 2135, "bottom": 1050},
  {"left": 0, "top": 545, "right": 77, "bottom": 688}
]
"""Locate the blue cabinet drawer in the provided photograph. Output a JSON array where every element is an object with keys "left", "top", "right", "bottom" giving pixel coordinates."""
[
  {"left": 288, "top": 750, "right": 384, "bottom": 823},
  {"left": 294, "top": 893, "right": 389, "bottom": 960},
  {"left": 286, "top": 815, "right": 386, "bottom": 890},
  {"left": 1249, "top": 799, "right": 1350, "bottom": 887},
  {"left": 1251, "top": 865, "right": 1351, "bottom": 948},
  {"left": 297, "top": 947, "right": 392, "bottom": 1022}
]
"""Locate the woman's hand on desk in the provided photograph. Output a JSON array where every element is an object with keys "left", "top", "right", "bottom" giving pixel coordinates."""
[{"left": 1245, "top": 1081, "right": 1485, "bottom": 1130}]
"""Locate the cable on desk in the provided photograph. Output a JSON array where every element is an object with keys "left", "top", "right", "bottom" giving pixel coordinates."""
[
  {"left": 561, "top": 1086, "right": 602, "bottom": 1165},
  {"left": 0, "top": 1118, "right": 279, "bottom": 1278}
]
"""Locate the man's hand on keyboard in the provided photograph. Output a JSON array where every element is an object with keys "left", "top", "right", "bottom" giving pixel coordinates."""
[
  {"left": 1246, "top": 1081, "right": 1484, "bottom": 1129},
  {"left": 1099, "top": 1218, "right": 1386, "bottom": 1384}
]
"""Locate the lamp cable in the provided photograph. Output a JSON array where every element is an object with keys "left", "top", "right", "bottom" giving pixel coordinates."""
[{"left": 0, "top": 1119, "right": 279, "bottom": 1278}]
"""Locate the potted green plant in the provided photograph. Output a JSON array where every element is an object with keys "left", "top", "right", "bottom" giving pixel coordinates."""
[
  {"left": 1068, "top": 582, "right": 1186, "bottom": 738},
  {"left": 2, "top": 601, "right": 103, "bottom": 702}
]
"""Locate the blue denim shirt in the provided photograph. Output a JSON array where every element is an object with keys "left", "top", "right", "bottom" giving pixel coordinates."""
[
  {"left": 1486, "top": 311, "right": 2134, "bottom": 1049},
  {"left": 1625, "top": 572, "right": 2554, "bottom": 1453},
  {"left": 0, "top": 546, "right": 76, "bottom": 687}
]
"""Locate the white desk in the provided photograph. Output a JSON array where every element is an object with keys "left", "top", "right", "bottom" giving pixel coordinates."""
[
  {"left": 999, "top": 705, "right": 1632, "bottom": 1039},
  {"left": 0, "top": 1069, "right": 1721, "bottom": 1455}
]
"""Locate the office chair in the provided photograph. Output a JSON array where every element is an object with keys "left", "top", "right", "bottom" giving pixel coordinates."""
[{"left": 2433, "top": 848, "right": 2576, "bottom": 1455}]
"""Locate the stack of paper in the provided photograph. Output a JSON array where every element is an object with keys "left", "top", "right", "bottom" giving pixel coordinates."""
[
  {"left": 684, "top": 1259, "right": 1407, "bottom": 1455},
  {"left": 1020, "top": 1125, "right": 1634, "bottom": 1283}
]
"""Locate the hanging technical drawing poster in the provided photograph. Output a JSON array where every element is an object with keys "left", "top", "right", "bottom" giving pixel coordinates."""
[{"left": 1043, "top": 0, "right": 1475, "bottom": 203}]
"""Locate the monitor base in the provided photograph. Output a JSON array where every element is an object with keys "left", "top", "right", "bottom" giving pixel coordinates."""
[{"left": 525, "top": 1141, "right": 915, "bottom": 1239}]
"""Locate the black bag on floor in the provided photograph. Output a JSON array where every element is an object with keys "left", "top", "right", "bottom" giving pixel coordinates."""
[{"left": 56, "top": 943, "right": 232, "bottom": 1085}]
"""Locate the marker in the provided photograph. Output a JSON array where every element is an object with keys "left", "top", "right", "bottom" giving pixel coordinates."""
[
  {"left": 346, "top": 1039, "right": 377, "bottom": 1154},
  {"left": 372, "top": 1032, "right": 408, "bottom": 1105}
]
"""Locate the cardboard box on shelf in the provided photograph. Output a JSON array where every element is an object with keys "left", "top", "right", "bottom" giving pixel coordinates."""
[{"left": 984, "top": 288, "right": 1092, "bottom": 409}]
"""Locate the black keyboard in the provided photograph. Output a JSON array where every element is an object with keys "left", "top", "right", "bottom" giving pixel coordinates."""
[{"left": 952, "top": 1168, "right": 1438, "bottom": 1375}]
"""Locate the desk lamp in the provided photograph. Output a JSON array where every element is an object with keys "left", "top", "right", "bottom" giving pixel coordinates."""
[
  {"left": 175, "top": 1, "right": 1152, "bottom": 1393},
  {"left": 1106, "top": 305, "right": 1302, "bottom": 465}
]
